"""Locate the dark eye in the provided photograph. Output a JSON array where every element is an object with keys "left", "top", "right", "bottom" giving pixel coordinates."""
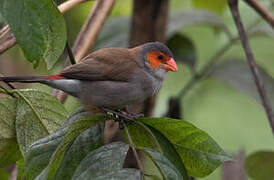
[{"left": 157, "top": 54, "right": 163, "bottom": 60}]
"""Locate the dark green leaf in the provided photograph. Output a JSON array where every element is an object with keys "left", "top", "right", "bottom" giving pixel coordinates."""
[
  {"left": 26, "top": 111, "right": 106, "bottom": 180},
  {"left": 210, "top": 60, "right": 274, "bottom": 110},
  {"left": 0, "top": 98, "right": 21, "bottom": 167},
  {"left": 46, "top": 113, "right": 108, "bottom": 180},
  {"left": 16, "top": 159, "right": 25, "bottom": 180},
  {"left": 143, "top": 148, "right": 183, "bottom": 180},
  {"left": 245, "top": 151, "right": 274, "bottom": 180},
  {"left": 139, "top": 117, "right": 232, "bottom": 177},
  {"left": 72, "top": 142, "right": 131, "bottom": 180},
  {"left": 14, "top": 89, "right": 68, "bottom": 157},
  {"left": 122, "top": 121, "right": 162, "bottom": 152},
  {"left": 0, "top": 0, "right": 67, "bottom": 69},
  {"left": 93, "top": 169, "right": 140, "bottom": 180},
  {"left": 149, "top": 127, "right": 188, "bottom": 180},
  {"left": 167, "top": 33, "right": 196, "bottom": 68},
  {"left": 192, "top": 0, "right": 227, "bottom": 15},
  {"left": 0, "top": 168, "right": 9, "bottom": 180}
]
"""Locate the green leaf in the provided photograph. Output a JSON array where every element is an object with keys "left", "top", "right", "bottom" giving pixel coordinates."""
[
  {"left": 16, "top": 159, "right": 25, "bottom": 180},
  {"left": 0, "top": 98, "right": 21, "bottom": 167},
  {"left": 0, "top": 0, "right": 67, "bottom": 69},
  {"left": 167, "top": 33, "right": 196, "bottom": 68},
  {"left": 13, "top": 89, "right": 68, "bottom": 156},
  {"left": 46, "top": 113, "right": 108, "bottom": 180},
  {"left": 92, "top": 169, "right": 140, "bottom": 180},
  {"left": 138, "top": 117, "right": 232, "bottom": 177},
  {"left": 149, "top": 127, "right": 189, "bottom": 180},
  {"left": 210, "top": 60, "right": 274, "bottom": 111},
  {"left": 0, "top": 168, "right": 9, "bottom": 180},
  {"left": 122, "top": 121, "right": 162, "bottom": 152},
  {"left": 192, "top": 0, "right": 227, "bottom": 15},
  {"left": 245, "top": 151, "right": 274, "bottom": 180},
  {"left": 71, "top": 142, "right": 132, "bottom": 180},
  {"left": 142, "top": 148, "right": 183, "bottom": 180}
]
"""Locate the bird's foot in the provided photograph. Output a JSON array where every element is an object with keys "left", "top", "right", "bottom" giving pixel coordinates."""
[{"left": 101, "top": 108, "right": 143, "bottom": 129}]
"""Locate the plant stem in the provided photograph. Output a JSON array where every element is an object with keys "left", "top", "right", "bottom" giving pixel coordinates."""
[{"left": 229, "top": 0, "right": 274, "bottom": 133}]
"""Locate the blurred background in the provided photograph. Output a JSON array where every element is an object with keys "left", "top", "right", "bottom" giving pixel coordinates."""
[{"left": 1, "top": 0, "right": 274, "bottom": 179}]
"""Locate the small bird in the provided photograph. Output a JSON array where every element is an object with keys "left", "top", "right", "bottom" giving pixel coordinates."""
[{"left": 0, "top": 42, "right": 177, "bottom": 112}]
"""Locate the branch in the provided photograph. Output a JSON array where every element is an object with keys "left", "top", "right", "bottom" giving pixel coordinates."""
[
  {"left": 228, "top": 0, "right": 274, "bottom": 133},
  {"left": 244, "top": 0, "right": 274, "bottom": 28},
  {"left": 0, "top": 0, "right": 92, "bottom": 55},
  {"left": 56, "top": 0, "right": 115, "bottom": 103},
  {"left": 58, "top": 0, "right": 91, "bottom": 14}
]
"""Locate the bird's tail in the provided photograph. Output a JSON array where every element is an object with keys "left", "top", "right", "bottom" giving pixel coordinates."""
[
  {"left": 0, "top": 76, "right": 47, "bottom": 83},
  {"left": 0, "top": 74, "right": 64, "bottom": 83}
]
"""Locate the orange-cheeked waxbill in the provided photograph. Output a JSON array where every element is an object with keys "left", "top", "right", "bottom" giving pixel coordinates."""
[{"left": 0, "top": 42, "right": 178, "bottom": 111}]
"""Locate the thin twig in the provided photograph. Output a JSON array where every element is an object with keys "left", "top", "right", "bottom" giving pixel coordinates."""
[
  {"left": 58, "top": 0, "right": 91, "bottom": 13},
  {"left": 228, "top": 0, "right": 274, "bottom": 133},
  {"left": 244, "top": 0, "right": 274, "bottom": 28},
  {"left": 66, "top": 42, "right": 76, "bottom": 65},
  {"left": 56, "top": 0, "right": 116, "bottom": 103},
  {"left": 123, "top": 121, "right": 144, "bottom": 178},
  {"left": 0, "top": 0, "right": 93, "bottom": 55}
]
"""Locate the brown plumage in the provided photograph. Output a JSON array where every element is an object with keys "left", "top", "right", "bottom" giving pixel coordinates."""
[{"left": 0, "top": 42, "right": 178, "bottom": 111}]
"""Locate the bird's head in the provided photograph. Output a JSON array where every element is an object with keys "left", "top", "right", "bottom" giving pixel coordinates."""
[{"left": 137, "top": 42, "right": 178, "bottom": 79}]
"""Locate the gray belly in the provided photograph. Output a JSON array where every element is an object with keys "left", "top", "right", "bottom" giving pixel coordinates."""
[{"left": 79, "top": 80, "right": 155, "bottom": 109}]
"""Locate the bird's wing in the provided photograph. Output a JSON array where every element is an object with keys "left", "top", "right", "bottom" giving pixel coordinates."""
[{"left": 60, "top": 48, "right": 140, "bottom": 81}]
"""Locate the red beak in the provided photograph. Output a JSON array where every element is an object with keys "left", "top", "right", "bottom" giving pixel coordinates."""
[{"left": 164, "top": 58, "right": 178, "bottom": 72}]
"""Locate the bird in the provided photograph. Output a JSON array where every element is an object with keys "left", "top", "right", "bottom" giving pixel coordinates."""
[{"left": 0, "top": 42, "right": 177, "bottom": 113}]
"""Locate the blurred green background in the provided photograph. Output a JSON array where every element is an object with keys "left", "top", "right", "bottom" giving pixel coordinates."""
[{"left": 1, "top": 0, "right": 274, "bottom": 179}]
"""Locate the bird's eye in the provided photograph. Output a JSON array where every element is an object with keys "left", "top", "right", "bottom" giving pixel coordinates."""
[{"left": 157, "top": 54, "right": 163, "bottom": 60}]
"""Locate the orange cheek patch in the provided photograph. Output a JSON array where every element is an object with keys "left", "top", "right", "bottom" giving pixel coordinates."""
[{"left": 146, "top": 52, "right": 163, "bottom": 69}]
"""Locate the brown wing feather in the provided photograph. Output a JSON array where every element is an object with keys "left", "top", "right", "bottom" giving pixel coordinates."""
[{"left": 60, "top": 48, "right": 140, "bottom": 81}]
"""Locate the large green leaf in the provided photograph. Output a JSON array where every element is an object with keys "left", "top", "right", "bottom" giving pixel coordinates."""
[
  {"left": 149, "top": 127, "right": 189, "bottom": 180},
  {"left": 124, "top": 122, "right": 188, "bottom": 179},
  {"left": 71, "top": 142, "right": 137, "bottom": 180},
  {"left": 122, "top": 121, "right": 162, "bottom": 152},
  {"left": 0, "top": 0, "right": 67, "bottom": 69},
  {"left": 245, "top": 151, "right": 274, "bottom": 180},
  {"left": 46, "top": 113, "right": 107, "bottom": 180},
  {"left": 192, "top": 0, "right": 227, "bottom": 15},
  {"left": 13, "top": 89, "right": 68, "bottom": 156},
  {"left": 0, "top": 98, "right": 21, "bottom": 167},
  {"left": 143, "top": 148, "right": 183, "bottom": 180},
  {"left": 26, "top": 111, "right": 106, "bottom": 180},
  {"left": 138, "top": 118, "right": 232, "bottom": 177},
  {"left": 210, "top": 60, "right": 274, "bottom": 110}
]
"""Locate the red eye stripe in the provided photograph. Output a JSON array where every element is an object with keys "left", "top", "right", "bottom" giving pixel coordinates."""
[{"left": 146, "top": 51, "right": 169, "bottom": 69}]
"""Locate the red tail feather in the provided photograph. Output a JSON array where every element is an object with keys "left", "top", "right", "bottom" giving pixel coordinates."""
[{"left": 45, "top": 74, "right": 64, "bottom": 80}]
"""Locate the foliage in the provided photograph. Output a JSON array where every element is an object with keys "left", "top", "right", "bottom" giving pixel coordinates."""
[
  {"left": 0, "top": 0, "right": 274, "bottom": 180},
  {"left": 0, "top": 0, "right": 67, "bottom": 69}
]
